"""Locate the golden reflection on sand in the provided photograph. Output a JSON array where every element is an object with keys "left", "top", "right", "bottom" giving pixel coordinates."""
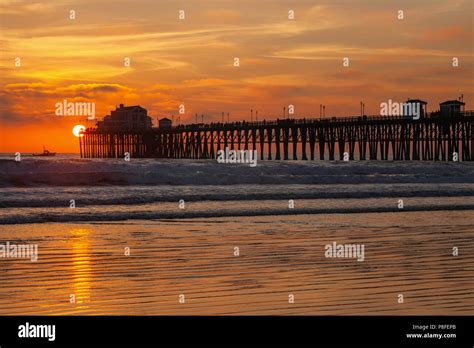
[{"left": 70, "top": 228, "right": 92, "bottom": 308}]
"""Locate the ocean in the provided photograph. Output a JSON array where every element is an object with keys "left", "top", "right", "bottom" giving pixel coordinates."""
[{"left": 0, "top": 155, "right": 473, "bottom": 315}]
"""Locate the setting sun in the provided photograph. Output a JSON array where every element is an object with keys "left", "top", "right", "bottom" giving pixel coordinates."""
[{"left": 72, "top": 125, "right": 85, "bottom": 137}]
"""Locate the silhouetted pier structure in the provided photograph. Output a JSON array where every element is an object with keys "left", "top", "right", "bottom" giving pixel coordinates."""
[{"left": 80, "top": 112, "right": 474, "bottom": 161}]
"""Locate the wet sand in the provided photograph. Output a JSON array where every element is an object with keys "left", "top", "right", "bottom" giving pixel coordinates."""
[{"left": 1, "top": 210, "right": 473, "bottom": 315}]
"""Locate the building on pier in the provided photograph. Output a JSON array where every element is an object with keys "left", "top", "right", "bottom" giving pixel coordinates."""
[
  {"left": 158, "top": 117, "right": 172, "bottom": 129},
  {"left": 440, "top": 100, "right": 465, "bottom": 117},
  {"left": 97, "top": 104, "right": 152, "bottom": 131}
]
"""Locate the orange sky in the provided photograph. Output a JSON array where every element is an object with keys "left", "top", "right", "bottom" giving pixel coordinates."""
[{"left": 0, "top": 0, "right": 473, "bottom": 153}]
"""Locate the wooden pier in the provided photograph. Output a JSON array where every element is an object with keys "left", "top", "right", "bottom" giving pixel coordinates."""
[{"left": 80, "top": 112, "right": 474, "bottom": 161}]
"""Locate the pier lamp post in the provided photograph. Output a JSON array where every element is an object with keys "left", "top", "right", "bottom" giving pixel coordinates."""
[
  {"left": 251, "top": 109, "right": 253, "bottom": 122},
  {"left": 227, "top": 112, "right": 230, "bottom": 123},
  {"left": 256, "top": 110, "right": 258, "bottom": 122},
  {"left": 222, "top": 112, "right": 224, "bottom": 123}
]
